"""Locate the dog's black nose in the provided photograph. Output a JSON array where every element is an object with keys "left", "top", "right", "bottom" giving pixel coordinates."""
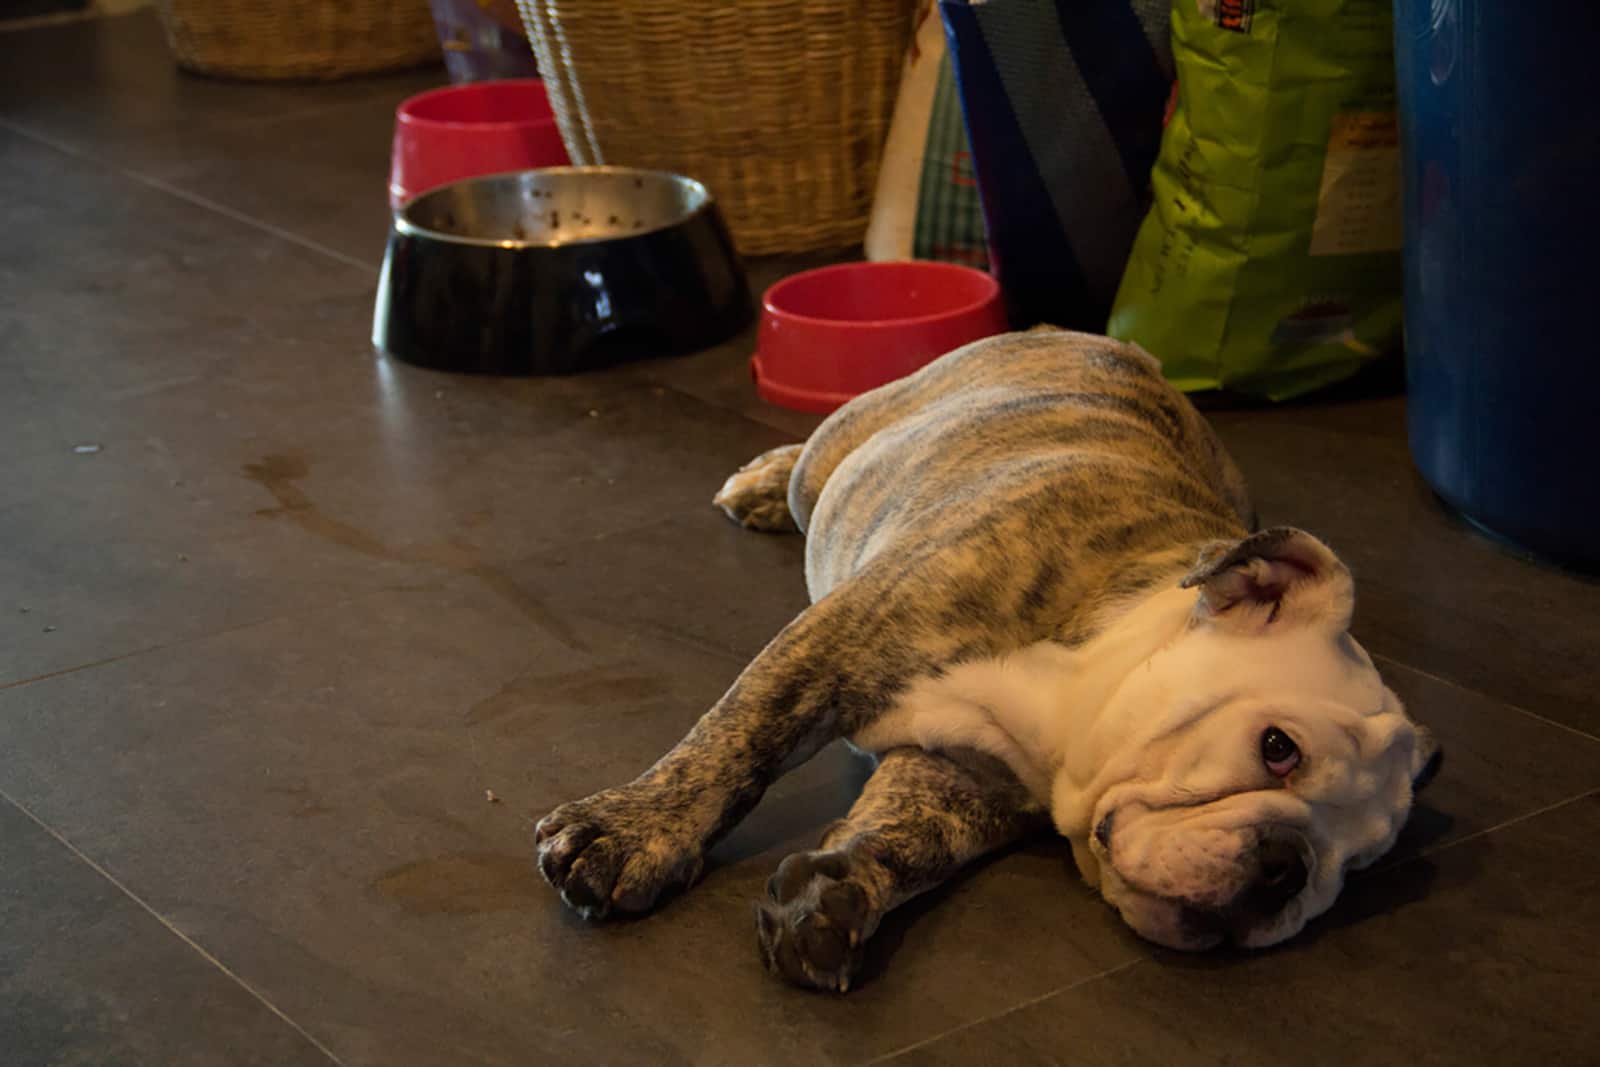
[{"left": 1237, "top": 839, "right": 1308, "bottom": 918}]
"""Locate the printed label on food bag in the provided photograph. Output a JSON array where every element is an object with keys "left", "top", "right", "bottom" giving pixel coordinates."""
[
  {"left": 1195, "top": 0, "right": 1255, "bottom": 33},
  {"left": 1309, "top": 112, "right": 1402, "bottom": 256}
]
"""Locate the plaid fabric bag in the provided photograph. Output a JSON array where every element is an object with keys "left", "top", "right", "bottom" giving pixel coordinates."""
[
  {"left": 939, "top": 0, "right": 1172, "bottom": 329},
  {"left": 866, "top": 2, "right": 989, "bottom": 268}
]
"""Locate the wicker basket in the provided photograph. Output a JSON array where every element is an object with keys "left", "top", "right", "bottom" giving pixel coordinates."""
[
  {"left": 157, "top": 0, "right": 440, "bottom": 81},
  {"left": 517, "top": 0, "right": 915, "bottom": 254}
]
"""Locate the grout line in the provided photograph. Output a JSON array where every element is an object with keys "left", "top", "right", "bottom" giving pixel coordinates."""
[
  {"left": 0, "top": 582, "right": 447, "bottom": 696},
  {"left": 1362, "top": 786, "right": 1600, "bottom": 880},
  {"left": 1409, "top": 787, "right": 1600, "bottom": 864},
  {"left": 864, "top": 790, "right": 1600, "bottom": 1064},
  {"left": 0, "top": 117, "right": 380, "bottom": 276},
  {"left": 0, "top": 508, "right": 741, "bottom": 698},
  {"left": 0, "top": 649, "right": 153, "bottom": 693},
  {"left": 860, "top": 955, "right": 1146, "bottom": 1065},
  {"left": 1372, "top": 652, "right": 1600, "bottom": 748},
  {"left": 0, "top": 513, "right": 753, "bottom": 698},
  {"left": 107, "top": 170, "right": 380, "bottom": 276},
  {"left": 0, "top": 785, "right": 348, "bottom": 1066},
  {"left": 0, "top": 606, "right": 345, "bottom": 695}
]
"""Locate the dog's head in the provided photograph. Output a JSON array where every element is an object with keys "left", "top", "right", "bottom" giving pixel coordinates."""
[{"left": 1058, "top": 528, "right": 1440, "bottom": 950}]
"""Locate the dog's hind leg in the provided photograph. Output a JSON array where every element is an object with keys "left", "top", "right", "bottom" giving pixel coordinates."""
[
  {"left": 713, "top": 443, "right": 803, "bottom": 532},
  {"left": 755, "top": 746, "right": 1046, "bottom": 992},
  {"left": 715, "top": 370, "right": 930, "bottom": 535}
]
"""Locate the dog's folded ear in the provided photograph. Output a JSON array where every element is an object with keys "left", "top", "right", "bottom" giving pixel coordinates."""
[{"left": 1180, "top": 527, "right": 1355, "bottom": 631}]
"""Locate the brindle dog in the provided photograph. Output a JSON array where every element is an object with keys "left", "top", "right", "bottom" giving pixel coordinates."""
[{"left": 534, "top": 328, "right": 1439, "bottom": 991}]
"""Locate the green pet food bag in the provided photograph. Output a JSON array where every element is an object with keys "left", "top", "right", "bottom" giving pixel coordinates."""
[{"left": 1108, "top": 0, "right": 1403, "bottom": 400}]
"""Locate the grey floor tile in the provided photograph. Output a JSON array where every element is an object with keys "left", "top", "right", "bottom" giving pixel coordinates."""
[
  {"left": 631, "top": 332, "right": 829, "bottom": 442},
  {"left": 226, "top": 373, "right": 801, "bottom": 567},
  {"left": 0, "top": 796, "right": 333, "bottom": 1067},
  {"left": 503, "top": 511, "right": 813, "bottom": 662},
  {"left": 0, "top": 125, "right": 377, "bottom": 459},
  {"left": 1373, "top": 656, "right": 1600, "bottom": 859},
  {"left": 1211, "top": 398, "right": 1600, "bottom": 737},
  {"left": 0, "top": 11, "right": 439, "bottom": 268},
  {"left": 141, "top": 88, "right": 439, "bottom": 266},
  {"left": 0, "top": 370, "right": 795, "bottom": 690},
  {"left": 881, "top": 791, "right": 1600, "bottom": 1067},
  {"left": 0, "top": 126, "right": 389, "bottom": 681},
  {"left": 617, "top": 252, "right": 848, "bottom": 440},
  {"left": 0, "top": 10, "right": 440, "bottom": 181},
  {"left": 0, "top": 129, "right": 400, "bottom": 683},
  {"left": 0, "top": 579, "right": 1141, "bottom": 1065},
  {"left": 0, "top": 125, "right": 797, "bottom": 686}
]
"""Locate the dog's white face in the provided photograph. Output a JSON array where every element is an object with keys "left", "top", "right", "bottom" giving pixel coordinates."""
[{"left": 1062, "top": 529, "right": 1439, "bottom": 950}]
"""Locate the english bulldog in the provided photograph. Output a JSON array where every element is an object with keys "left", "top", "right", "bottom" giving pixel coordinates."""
[{"left": 533, "top": 328, "right": 1441, "bottom": 991}]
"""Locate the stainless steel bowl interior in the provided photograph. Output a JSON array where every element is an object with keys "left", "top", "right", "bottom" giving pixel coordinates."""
[{"left": 397, "top": 167, "right": 712, "bottom": 248}]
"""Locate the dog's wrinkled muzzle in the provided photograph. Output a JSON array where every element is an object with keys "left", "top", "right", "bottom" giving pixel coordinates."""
[{"left": 1098, "top": 821, "right": 1315, "bottom": 950}]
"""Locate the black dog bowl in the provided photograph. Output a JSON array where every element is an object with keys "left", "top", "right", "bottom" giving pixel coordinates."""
[{"left": 373, "top": 167, "right": 751, "bottom": 375}]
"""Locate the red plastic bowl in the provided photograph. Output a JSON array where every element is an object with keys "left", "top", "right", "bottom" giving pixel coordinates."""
[
  {"left": 752, "top": 261, "right": 1009, "bottom": 414},
  {"left": 389, "top": 79, "right": 570, "bottom": 208}
]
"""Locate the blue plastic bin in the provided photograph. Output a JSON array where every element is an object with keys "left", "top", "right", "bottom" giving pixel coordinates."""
[{"left": 1396, "top": 0, "right": 1600, "bottom": 569}]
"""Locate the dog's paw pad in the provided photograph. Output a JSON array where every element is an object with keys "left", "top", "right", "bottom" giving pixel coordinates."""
[
  {"left": 533, "top": 790, "right": 702, "bottom": 920},
  {"left": 755, "top": 848, "right": 876, "bottom": 993}
]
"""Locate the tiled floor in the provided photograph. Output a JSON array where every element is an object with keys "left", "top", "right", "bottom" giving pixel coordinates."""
[{"left": 3, "top": 12, "right": 1598, "bottom": 1067}]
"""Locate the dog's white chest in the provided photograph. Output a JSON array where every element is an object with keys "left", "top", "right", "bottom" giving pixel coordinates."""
[{"left": 848, "top": 642, "right": 1082, "bottom": 803}]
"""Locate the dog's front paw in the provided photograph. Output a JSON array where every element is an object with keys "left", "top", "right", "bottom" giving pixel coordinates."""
[
  {"left": 755, "top": 849, "right": 878, "bottom": 993},
  {"left": 533, "top": 788, "right": 703, "bottom": 920}
]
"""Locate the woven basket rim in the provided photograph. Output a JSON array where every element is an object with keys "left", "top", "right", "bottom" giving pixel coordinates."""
[{"left": 519, "top": 0, "right": 916, "bottom": 254}]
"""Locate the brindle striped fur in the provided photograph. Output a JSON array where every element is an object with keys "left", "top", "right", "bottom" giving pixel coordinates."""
[{"left": 536, "top": 329, "right": 1258, "bottom": 991}]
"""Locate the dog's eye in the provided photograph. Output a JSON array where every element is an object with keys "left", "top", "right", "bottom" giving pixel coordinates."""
[{"left": 1261, "top": 727, "right": 1300, "bottom": 777}]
